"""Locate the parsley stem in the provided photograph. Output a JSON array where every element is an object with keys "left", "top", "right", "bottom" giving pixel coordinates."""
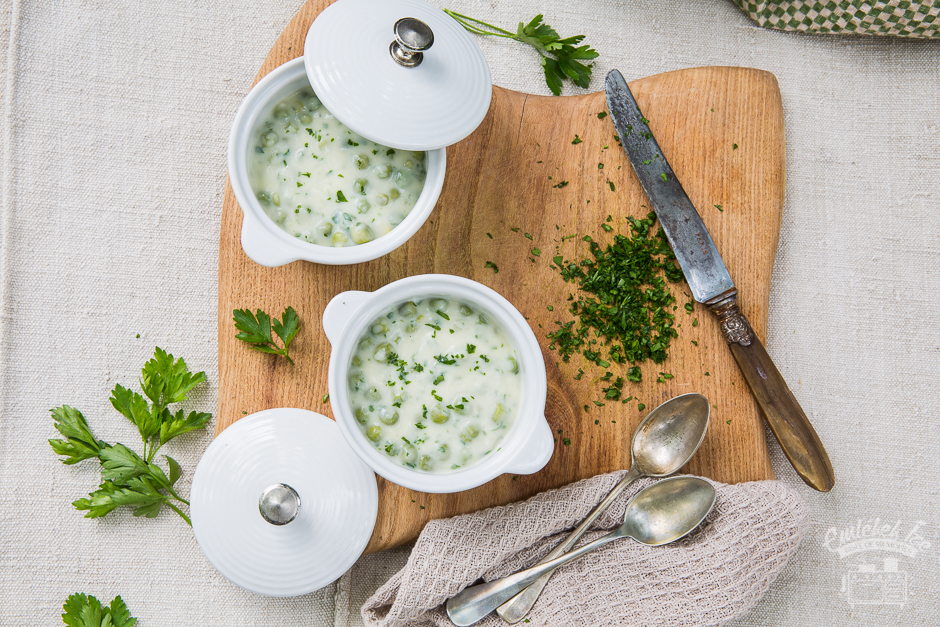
[
  {"left": 443, "top": 10, "right": 516, "bottom": 38},
  {"left": 165, "top": 501, "right": 192, "bottom": 526},
  {"left": 147, "top": 437, "right": 163, "bottom": 463}
]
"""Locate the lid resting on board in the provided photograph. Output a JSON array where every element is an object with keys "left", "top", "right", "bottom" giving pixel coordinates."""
[
  {"left": 304, "top": 0, "right": 492, "bottom": 151},
  {"left": 190, "top": 408, "right": 378, "bottom": 597}
]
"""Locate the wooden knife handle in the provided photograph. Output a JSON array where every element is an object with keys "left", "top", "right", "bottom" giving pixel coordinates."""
[{"left": 710, "top": 296, "right": 835, "bottom": 492}]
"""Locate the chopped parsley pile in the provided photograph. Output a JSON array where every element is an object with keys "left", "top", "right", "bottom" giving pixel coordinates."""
[{"left": 547, "top": 212, "right": 685, "bottom": 391}]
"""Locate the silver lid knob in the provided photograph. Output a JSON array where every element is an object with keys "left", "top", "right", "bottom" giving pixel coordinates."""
[
  {"left": 389, "top": 18, "right": 434, "bottom": 68},
  {"left": 259, "top": 483, "right": 300, "bottom": 526}
]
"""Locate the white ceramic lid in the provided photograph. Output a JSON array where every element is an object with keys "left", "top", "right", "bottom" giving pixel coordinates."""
[
  {"left": 304, "top": 0, "right": 492, "bottom": 151},
  {"left": 190, "top": 408, "right": 378, "bottom": 597}
]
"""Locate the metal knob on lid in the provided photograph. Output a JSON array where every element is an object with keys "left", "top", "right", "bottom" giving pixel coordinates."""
[
  {"left": 390, "top": 18, "right": 434, "bottom": 67},
  {"left": 259, "top": 483, "right": 301, "bottom": 525}
]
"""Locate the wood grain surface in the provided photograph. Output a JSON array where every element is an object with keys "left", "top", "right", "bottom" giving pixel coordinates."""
[{"left": 217, "top": 0, "right": 783, "bottom": 553}]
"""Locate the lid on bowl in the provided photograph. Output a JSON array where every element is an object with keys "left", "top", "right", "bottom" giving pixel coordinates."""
[
  {"left": 304, "top": 0, "right": 492, "bottom": 151},
  {"left": 190, "top": 408, "right": 378, "bottom": 597}
]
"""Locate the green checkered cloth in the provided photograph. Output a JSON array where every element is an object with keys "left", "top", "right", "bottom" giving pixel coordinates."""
[{"left": 732, "top": 0, "right": 940, "bottom": 37}]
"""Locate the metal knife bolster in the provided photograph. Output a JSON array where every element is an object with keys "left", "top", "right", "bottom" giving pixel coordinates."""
[{"left": 604, "top": 70, "right": 735, "bottom": 305}]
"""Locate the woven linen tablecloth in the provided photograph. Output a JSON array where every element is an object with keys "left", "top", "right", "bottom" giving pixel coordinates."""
[{"left": 1, "top": 1, "right": 938, "bottom": 626}]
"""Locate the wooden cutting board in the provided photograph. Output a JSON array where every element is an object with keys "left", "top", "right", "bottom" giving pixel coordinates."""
[{"left": 217, "top": 0, "right": 782, "bottom": 554}]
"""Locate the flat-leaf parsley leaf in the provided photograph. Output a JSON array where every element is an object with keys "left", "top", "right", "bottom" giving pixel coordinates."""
[
  {"left": 62, "top": 592, "right": 137, "bottom": 627},
  {"left": 233, "top": 306, "right": 300, "bottom": 364}
]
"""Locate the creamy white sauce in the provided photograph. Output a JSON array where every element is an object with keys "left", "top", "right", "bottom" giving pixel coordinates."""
[
  {"left": 248, "top": 87, "right": 427, "bottom": 247},
  {"left": 347, "top": 298, "right": 521, "bottom": 473}
]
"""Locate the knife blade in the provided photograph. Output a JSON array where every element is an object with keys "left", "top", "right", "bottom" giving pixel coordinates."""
[{"left": 605, "top": 69, "right": 835, "bottom": 492}]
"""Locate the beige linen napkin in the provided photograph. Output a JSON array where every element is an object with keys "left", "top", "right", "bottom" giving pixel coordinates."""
[{"left": 362, "top": 473, "right": 809, "bottom": 627}]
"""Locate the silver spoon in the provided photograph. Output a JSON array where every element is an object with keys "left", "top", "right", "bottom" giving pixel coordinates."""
[
  {"left": 446, "top": 475, "right": 717, "bottom": 626},
  {"left": 495, "top": 392, "right": 710, "bottom": 623}
]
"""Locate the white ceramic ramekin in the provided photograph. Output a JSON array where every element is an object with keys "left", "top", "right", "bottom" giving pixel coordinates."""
[
  {"left": 228, "top": 57, "right": 446, "bottom": 267},
  {"left": 324, "top": 274, "right": 554, "bottom": 493}
]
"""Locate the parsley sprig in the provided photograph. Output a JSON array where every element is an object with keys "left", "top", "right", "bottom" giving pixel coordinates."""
[
  {"left": 61, "top": 593, "right": 136, "bottom": 627},
  {"left": 444, "top": 11, "right": 598, "bottom": 96},
  {"left": 233, "top": 306, "right": 300, "bottom": 364},
  {"left": 48, "top": 347, "right": 211, "bottom": 525}
]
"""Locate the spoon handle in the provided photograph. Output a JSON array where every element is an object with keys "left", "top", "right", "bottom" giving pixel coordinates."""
[
  {"left": 446, "top": 530, "right": 623, "bottom": 627},
  {"left": 495, "top": 465, "right": 643, "bottom": 623}
]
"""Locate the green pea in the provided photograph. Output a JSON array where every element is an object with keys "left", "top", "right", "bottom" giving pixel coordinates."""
[
  {"left": 272, "top": 193, "right": 281, "bottom": 207},
  {"left": 351, "top": 355, "right": 361, "bottom": 367},
  {"left": 437, "top": 444, "right": 450, "bottom": 460},
  {"left": 508, "top": 357, "right": 519, "bottom": 374},
  {"left": 355, "top": 406, "right": 369, "bottom": 424},
  {"left": 298, "top": 112, "right": 313, "bottom": 124},
  {"left": 378, "top": 408, "right": 399, "bottom": 425},
  {"left": 398, "top": 301, "right": 418, "bottom": 317},
  {"left": 430, "top": 406, "right": 449, "bottom": 424},
  {"left": 384, "top": 443, "right": 400, "bottom": 457},
  {"left": 389, "top": 187, "right": 400, "bottom": 199},
  {"left": 364, "top": 387, "right": 382, "bottom": 402},
  {"left": 371, "top": 321, "right": 388, "bottom": 335},
  {"left": 373, "top": 342, "right": 393, "bottom": 362},
  {"left": 460, "top": 424, "right": 480, "bottom": 444},
  {"left": 331, "top": 231, "right": 348, "bottom": 246},
  {"left": 306, "top": 97, "right": 321, "bottom": 110},
  {"left": 366, "top": 425, "right": 382, "bottom": 442},
  {"left": 273, "top": 104, "right": 291, "bottom": 119},
  {"left": 316, "top": 220, "right": 332, "bottom": 237},
  {"left": 374, "top": 164, "right": 392, "bottom": 179},
  {"left": 351, "top": 223, "right": 374, "bottom": 244},
  {"left": 401, "top": 442, "right": 418, "bottom": 465},
  {"left": 261, "top": 131, "right": 279, "bottom": 148},
  {"left": 393, "top": 170, "right": 406, "bottom": 184},
  {"left": 354, "top": 154, "right": 370, "bottom": 170},
  {"left": 404, "top": 319, "right": 419, "bottom": 333},
  {"left": 458, "top": 304, "right": 473, "bottom": 316},
  {"left": 429, "top": 298, "right": 448, "bottom": 311},
  {"left": 374, "top": 193, "right": 389, "bottom": 206},
  {"left": 256, "top": 190, "right": 272, "bottom": 205},
  {"left": 354, "top": 178, "right": 368, "bottom": 195},
  {"left": 411, "top": 151, "right": 425, "bottom": 161},
  {"left": 419, "top": 455, "right": 433, "bottom": 471},
  {"left": 404, "top": 159, "right": 414, "bottom": 170},
  {"left": 356, "top": 199, "right": 371, "bottom": 214},
  {"left": 358, "top": 337, "right": 374, "bottom": 351},
  {"left": 348, "top": 372, "right": 365, "bottom": 391}
]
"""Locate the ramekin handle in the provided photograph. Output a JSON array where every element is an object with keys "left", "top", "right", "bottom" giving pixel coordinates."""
[
  {"left": 240, "top": 212, "right": 299, "bottom": 267},
  {"left": 502, "top": 417, "right": 555, "bottom": 475},
  {"left": 322, "top": 291, "right": 373, "bottom": 345}
]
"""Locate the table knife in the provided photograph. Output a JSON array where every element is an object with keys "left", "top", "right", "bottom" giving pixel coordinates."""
[{"left": 605, "top": 69, "right": 834, "bottom": 492}]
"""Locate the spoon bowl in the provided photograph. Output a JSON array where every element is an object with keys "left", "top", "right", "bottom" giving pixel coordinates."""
[
  {"left": 620, "top": 476, "right": 717, "bottom": 545},
  {"left": 633, "top": 393, "right": 711, "bottom": 476}
]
